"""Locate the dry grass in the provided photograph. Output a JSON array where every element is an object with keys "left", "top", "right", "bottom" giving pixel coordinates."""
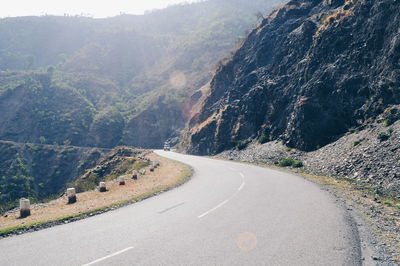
[
  {"left": 192, "top": 104, "right": 230, "bottom": 134},
  {"left": 314, "top": 0, "right": 357, "bottom": 38}
]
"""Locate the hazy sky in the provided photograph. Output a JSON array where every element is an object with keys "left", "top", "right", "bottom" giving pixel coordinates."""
[{"left": 0, "top": 0, "right": 196, "bottom": 18}]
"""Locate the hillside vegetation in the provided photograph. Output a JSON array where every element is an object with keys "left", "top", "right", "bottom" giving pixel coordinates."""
[
  {"left": 0, "top": 0, "right": 280, "bottom": 148},
  {"left": 0, "top": 140, "right": 107, "bottom": 213}
]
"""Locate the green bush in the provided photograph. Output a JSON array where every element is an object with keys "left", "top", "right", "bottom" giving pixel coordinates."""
[
  {"left": 292, "top": 161, "right": 304, "bottom": 168},
  {"left": 383, "top": 119, "right": 393, "bottom": 127},
  {"left": 368, "top": 185, "right": 384, "bottom": 195},
  {"left": 74, "top": 173, "right": 100, "bottom": 193},
  {"left": 353, "top": 140, "right": 361, "bottom": 147},
  {"left": 377, "top": 127, "right": 394, "bottom": 141},
  {"left": 383, "top": 200, "right": 394, "bottom": 207},
  {"left": 377, "top": 132, "right": 389, "bottom": 141},
  {"left": 348, "top": 127, "right": 357, "bottom": 133},
  {"left": 236, "top": 140, "right": 251, "bottom": 150},
  {"left": 258, "top": 135, "right": 269, "bottom": 144},
  {"left": 278, "top": 158, "right": 303, "bottom": 168},
  {"left": 134, "top": 160, "right": 150, "bottom": 170}
]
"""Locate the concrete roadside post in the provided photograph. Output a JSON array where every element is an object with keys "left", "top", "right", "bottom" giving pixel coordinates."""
[
  {"left": 132, "top": 170, "right": 138, "bottom": 180},
  {"left": 118, "top": 176, "right": 125, "bottom": 185},
  {"left": 19, "top": 198, "right": 31, "bottom": 218},
  {"left": 99, "top": 182, "right": 107, "bottom": 192},
  {"left": 67, "top": 188, "right": 77, "bottom": 204}
]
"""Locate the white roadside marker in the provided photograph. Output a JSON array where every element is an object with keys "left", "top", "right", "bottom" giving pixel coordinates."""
[
  {"left": 99, "top": 182, "right": 107, "bottom": 192},
  {"left": 19, "top": 198, "right": 31, "bottom": 218},
  {"left": 67, "top": 188, "right": 77, "bottom": 204}
]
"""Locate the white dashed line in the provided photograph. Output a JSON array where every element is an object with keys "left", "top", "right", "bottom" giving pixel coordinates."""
[
  {"left": 198, "top": 172, "right": 245, "bottom": 218},
  {"left": 82, "top": 247, "right": 134, "bottom": 266}
]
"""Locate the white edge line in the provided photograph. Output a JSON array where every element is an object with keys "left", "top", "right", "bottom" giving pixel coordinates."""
[
  {"left": 82, "top": 247, "right": 134, "bottom": 266},
  {"left": 198, "top": 172, "right": 246, "bottom": 219}
]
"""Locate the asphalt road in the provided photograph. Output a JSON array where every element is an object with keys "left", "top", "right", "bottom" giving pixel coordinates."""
[{"left": 0, "top": 151, "right": 362, "bottom": 265}]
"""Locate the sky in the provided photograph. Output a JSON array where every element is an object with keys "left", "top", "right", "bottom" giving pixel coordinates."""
[{"left": 0, "top": 0, "right": 196, "bottom": 18}]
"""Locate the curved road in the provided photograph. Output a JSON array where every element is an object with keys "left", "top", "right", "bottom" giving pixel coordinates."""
[{"left": 0, "top": 151, "right": 362, "bottom": 265}]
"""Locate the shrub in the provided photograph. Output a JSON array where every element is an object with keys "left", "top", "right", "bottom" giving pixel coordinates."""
[
  {"left": 257, "top": 135, "right": 269, "bottom": 144},
  {"left": 383, "top": 200, "right": 394, "bottom": 207},
  {"left": 134, "top": 160, "right": 150, "bottom": 170},
  {"left": 383, "top": 119, "right": 393, "bottom": 127},
  {"left": 377, "top": 128, "right": 394, "bottom": 142},
  {"left": 278, "top": 158, "right": 303, "bottom": 168},
  {"left": 74, "top": 173, "right": 99, "bottom": 193},
  {"left": 348, "top": 127, "right": 357, "bottom": 133},
  {"left": 237, "top": 140, "right": 251, "bottom": 150},
  {"left": 368, "top": 186, "right": 384, "bottom": 195},
  {"left": 292, "top": 161, "right": 304, "bottom": 168},
  {"left": 279, "top": 158, "right": 293, "bottom": 167},
  {"left": 353, "top": 140, "right": 361, "bottom": 147},
  {"left": 377, "top": 132, "right": 390, "bottom": 141}
]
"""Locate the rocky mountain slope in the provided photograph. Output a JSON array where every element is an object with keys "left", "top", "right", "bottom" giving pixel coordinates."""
[
  {"left": 219, "top": 111, "right": 400, "bottom": 196},
  {"left": 184, "top": 0, "right": 400, "bottom": 155}
]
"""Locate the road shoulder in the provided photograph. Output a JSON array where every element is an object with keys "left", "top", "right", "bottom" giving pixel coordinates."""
[{"left": 0, "top": 152, "right": 192, "bottom": 239}]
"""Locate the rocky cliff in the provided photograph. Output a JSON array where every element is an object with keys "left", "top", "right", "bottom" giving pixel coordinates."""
[{"left": 185, "top": 0, "right": 400, "bottom": 155}]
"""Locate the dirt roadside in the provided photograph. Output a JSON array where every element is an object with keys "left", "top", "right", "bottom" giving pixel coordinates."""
[{"left": 0, "top": 152, "right": 192, "bottom": 237}]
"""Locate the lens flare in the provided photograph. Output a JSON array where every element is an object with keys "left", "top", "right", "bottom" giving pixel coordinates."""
[{"left": 236, "top": 232, "right": 257, "bottom": 252}]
